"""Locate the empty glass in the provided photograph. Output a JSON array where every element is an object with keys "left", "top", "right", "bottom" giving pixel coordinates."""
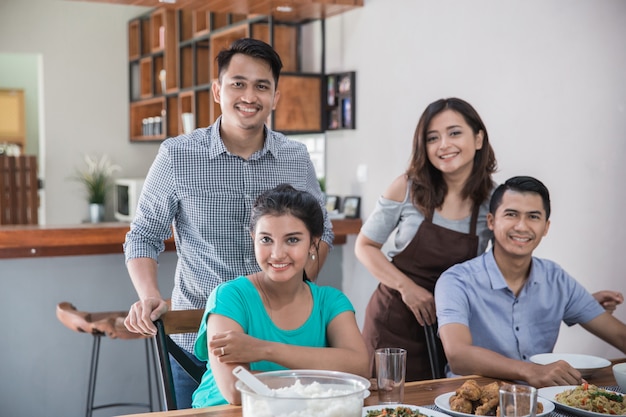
[
  {"left": 499, "top": 383, "right": 538, "bottom": 417},
  {"left": 375, "top": 347, "right": 406, "bottom": 404}
]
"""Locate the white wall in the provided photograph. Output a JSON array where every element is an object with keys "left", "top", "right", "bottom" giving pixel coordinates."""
[
  {"left": 324, "top": 0, "right": 626, "bottom": 360},
  {"left": 0, "top": 0, "right": 155, "bottom": 224}
]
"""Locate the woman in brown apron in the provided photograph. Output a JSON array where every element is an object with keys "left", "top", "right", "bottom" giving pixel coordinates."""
[{"left": 356, "top": 98, "right": 498, "bottom": 381}]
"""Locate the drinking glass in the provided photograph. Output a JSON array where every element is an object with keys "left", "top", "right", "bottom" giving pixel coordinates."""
[
  {"left": 375, "top": 347, "right": 406, "bottom": 404},
  {"left": 499, "top": 383, "right": 538, "bottom": 417}
]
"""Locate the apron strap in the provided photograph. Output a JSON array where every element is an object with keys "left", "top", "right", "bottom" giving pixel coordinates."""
[{"left": 469, "top": 203, "right": 480, "bottom": 236}]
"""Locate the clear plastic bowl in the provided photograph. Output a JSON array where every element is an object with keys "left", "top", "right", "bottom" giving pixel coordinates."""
[{"left": 235, "top": 369, "right": 370, "bottom": 417}]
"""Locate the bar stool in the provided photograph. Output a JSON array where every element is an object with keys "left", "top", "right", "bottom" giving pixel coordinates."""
[{"left": 56, "top": 302, "right": 161, "bottom": 417}]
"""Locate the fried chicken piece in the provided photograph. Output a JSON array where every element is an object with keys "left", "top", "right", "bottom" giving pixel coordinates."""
[
  {"left": 475, "top": 397, "right": 499, "bottom": 416},
  {"left": 450, "top": 394, "right": 475, "bottom": 414},
  {"left": 479, "top": 382, "right": 501, "bottom": 404},
  {"left": 456, "top": 379, "right": 483, "bottom": 401},
  {"left": 474, "top": 383, "right": 501, "bottom": 416}
]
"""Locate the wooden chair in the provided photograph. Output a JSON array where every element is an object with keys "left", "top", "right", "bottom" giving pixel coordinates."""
[
  {"left": 153, "top": 308, "right": 205, "bottom": 410},
  {"left": 55, "top": 302, "right": 160, "bottom": 417},
  {"left": 424, "top": 322, "right": 447, "bottom": 379}
]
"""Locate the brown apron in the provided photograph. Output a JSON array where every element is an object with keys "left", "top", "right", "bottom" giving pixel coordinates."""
[{"left": 362, "top": 205, "right": 480, "bottom": 381}]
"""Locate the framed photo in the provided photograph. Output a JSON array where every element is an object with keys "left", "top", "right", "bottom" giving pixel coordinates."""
[
  {"left": 342, "top": 196, "right": 361, "bottom": 219},
  {"left": 325, "top": 195, "right": 340, "bottom": 212}
]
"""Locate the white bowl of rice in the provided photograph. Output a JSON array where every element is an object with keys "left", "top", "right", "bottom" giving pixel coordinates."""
[{"left": 235, "top": 369, "right": 371, "bottom": 417}]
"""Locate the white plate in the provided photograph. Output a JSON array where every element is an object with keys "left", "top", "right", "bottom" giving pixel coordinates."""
[
  {"left": 538, "top": 385, "right": 624, "bottom": 417},
  {"left": 363, "top": 404, "right": 451, "bottom": 417},
  {"left": 434, "top": 391, "right": 554, "bottom": 417},
  {"left": 529, "top": 353, "right": 611, "bottom": 378}
]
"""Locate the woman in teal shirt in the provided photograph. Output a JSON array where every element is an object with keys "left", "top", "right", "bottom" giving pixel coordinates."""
[{"left": 192, "top": 184, "right": 369, "bottom": 407}]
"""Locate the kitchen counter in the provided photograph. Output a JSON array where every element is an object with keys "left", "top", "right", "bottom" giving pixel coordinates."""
[{"left": 0, "top": 219, "right": 362, "bottom": 259}]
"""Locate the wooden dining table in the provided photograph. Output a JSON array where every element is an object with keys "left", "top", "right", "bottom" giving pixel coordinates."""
[{"left": 117, "top": 358, "right": 626, "bottom": 417}]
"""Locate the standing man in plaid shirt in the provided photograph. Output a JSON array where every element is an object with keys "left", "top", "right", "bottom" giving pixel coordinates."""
[{"left": 123, "top": 38, "right": 333, "bottom": 408}]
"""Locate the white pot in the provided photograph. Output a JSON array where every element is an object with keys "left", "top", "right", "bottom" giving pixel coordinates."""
[{"left": 89, "top": 203, "right": 105, "bottom": 223}]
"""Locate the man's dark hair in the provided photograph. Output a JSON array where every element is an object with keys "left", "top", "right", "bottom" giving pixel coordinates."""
[
  {"left": 215, "top": 38, "right": 283, "bottom": 87},
  {"left": 489, "top": 176, "right": 551, "bottom": 219}
]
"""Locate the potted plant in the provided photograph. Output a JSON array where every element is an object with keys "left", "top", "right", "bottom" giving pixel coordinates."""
[{"left": 72, "top": 154, "right": 121, "bottom": 223}]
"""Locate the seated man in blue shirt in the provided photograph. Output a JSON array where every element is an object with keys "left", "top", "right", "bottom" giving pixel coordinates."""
[{"left": 435, "top": 175, "right": 626, "bottom": 387}]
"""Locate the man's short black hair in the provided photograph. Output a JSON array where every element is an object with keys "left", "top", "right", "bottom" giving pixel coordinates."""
[
  {"left": 489, "top": 176, "right": 551, "bottom": 219},
  {"left": 215, "top": 38, "right": 283, "bottom": 87}
]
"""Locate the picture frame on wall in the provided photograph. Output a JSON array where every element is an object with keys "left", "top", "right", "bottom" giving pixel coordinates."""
[{"left": 341, "top": 196, "right": 361, "bottom": 219}]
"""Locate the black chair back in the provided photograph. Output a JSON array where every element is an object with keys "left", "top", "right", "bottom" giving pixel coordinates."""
[
  {"left": 424, "top": 322, "right": 447, "bottom": 379},
  {"left": 153, "top": 309, "right": 205, "bottom": 410}
]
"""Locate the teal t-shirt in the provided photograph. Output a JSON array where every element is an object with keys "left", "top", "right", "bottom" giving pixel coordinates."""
[{"left": 191, "top": 276, "right": 355, "bottom": 408}]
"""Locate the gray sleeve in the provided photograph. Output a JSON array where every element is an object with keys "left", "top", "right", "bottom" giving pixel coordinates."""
[{"left": 360, "top": 196, "right": 404, "bottom": 244}]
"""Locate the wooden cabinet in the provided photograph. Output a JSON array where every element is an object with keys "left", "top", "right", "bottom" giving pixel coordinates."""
[{"left": 127, "top": 9, "right": 325, "bottom": 142}]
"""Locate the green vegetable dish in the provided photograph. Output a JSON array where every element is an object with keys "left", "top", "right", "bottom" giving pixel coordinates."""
[{"left": 366, "top": 406, "right": 431, "bottom": 417}]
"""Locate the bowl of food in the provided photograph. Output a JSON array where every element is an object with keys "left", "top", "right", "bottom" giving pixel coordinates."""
[
  {"left": 529, "top": 353, "right": 611, "bottom": 378},
  {"left": 235, "top": 369, "right": 371, "bottom": 417},
  {"left": 613, "top": 362, "right": 626, "bottom": 393}
]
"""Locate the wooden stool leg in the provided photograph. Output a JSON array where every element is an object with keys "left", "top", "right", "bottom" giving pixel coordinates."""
[{"left": 86, "top": 334, "right": 101, "bottom": 417}]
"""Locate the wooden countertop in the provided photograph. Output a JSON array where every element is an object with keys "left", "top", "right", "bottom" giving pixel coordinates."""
[{"left": 0, "top": 218, "right": 362, "bottom": 259}]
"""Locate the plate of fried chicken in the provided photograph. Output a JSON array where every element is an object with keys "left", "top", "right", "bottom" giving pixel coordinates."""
[{"left": 434, "top": 379, "right": 554, "bottom": 417}]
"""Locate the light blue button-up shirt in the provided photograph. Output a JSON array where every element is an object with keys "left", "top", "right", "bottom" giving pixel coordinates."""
[{"left": 435, "top": 250, "right": 604, "bottom": 364}]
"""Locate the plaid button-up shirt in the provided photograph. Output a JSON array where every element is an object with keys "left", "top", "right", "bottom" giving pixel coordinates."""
[{"left": 124, "top": 118, "right": 333, "bottom": 352}]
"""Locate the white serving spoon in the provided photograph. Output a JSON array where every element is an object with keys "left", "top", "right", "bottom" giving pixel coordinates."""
[
  {"left": 232, "top": 366, "right": 275, "bottom": 396},
  {"left": 232, "top": 366, "right": 305, "bottom": 416}
]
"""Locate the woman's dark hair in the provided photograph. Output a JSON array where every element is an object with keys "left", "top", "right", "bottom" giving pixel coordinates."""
[
  {"left": 406, "top": 97, "right": 498, "bottom": 214},
  {"left": 250, "top": 184, "right": 323, "bottom": 281},
  {"left": 489, "top": 176, "right": 551, "bottom": 219},
  {"left": 216, "top": 38, "right": 283, "bottom": 87}
]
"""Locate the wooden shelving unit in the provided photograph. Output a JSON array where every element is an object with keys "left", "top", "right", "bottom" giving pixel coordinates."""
[{"left": 127, "top": 8, "right": 328, "bottom": 142}]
